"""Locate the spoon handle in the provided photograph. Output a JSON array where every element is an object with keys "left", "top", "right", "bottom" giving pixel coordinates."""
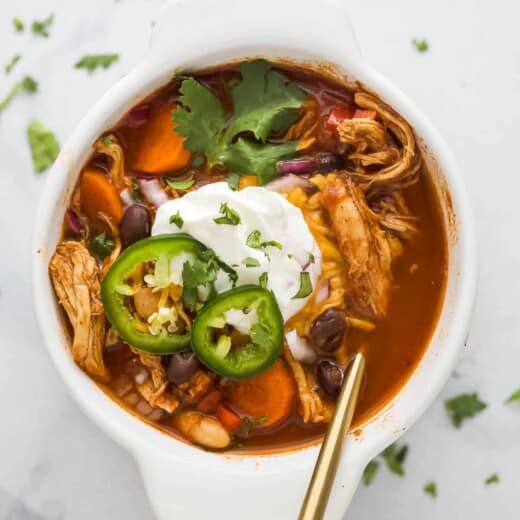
[{"left": 299, "top": 352, "right": 366, "bottom": 520}]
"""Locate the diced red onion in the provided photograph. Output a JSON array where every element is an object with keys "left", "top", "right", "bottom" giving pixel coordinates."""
[
  {"left": 138, "top": 178, "right": 169, "bottom": 207},
  {"left": 126, "top": 104, "right": 151, "bottom": 127},
  {"left": 315, "top": 280, "right": 331, "bottom": 305},
  {"left": 66, "top": 210, "right": 82, "bottom": 234},
  {"left": 276, "top": 158, "right": 315, "bottom": 175},
  {"left": 265, "top": 174, "right": 315, "bottom": 194},
  {"left": 120, "top": 188, "right": 134, "bottom": 207},
  {"left": 285, "top": 329, "right": 317, "bottom": 364}
]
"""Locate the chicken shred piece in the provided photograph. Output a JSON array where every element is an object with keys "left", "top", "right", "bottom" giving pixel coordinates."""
[
  {"left": 93, "top": 134, "right": 126, "bottom": 191},
  {"left": 49, "top": 241, "right": 109, "bottom": 381},
  {"left": 175, "top": 370, "right": 215, "bottom": 402}
]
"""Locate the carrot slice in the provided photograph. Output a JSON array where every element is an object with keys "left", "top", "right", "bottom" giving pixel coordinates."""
[
  {"left": 227, "top": 359, "right": 296, "bottom": 428},
  {"left": 80, "top": 168, "right": 122, "bottom": 225},
  {"left": 126, "top": 102, "right": 190, "bottom": 174},
  {"left": 216, "top": 405, "right": 242, "bottom": 433}
]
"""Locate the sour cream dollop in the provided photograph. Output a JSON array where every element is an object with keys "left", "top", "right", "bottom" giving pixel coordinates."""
[{"left": 151, "top": 182, "right": 321, "bottom": 321}]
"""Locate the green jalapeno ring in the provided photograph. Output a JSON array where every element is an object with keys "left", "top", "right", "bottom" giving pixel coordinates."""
[
  {"left": 191, "top": 285, "right": 284, "bottom": 380},
  {"left": 101, "top": 234, "right": 205, "bottom": 354}
]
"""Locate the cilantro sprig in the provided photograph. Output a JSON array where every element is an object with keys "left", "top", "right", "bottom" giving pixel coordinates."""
[
  {"left": 5, "top": 54, "right": 21, "bottom": 75},
  {"left": 0, "top": 76, "right": 37, "bottom": 111},
  {"left": 444, "top": 393, "right": 487, "bottom": 428},
  {"left": 173, "top": 59, "right": 306, "bottom": 184}
]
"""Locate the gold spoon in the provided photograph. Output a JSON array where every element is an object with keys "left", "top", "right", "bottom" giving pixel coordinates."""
[{"left": 299, "top": 352, "right": 366, "bottom": 520}]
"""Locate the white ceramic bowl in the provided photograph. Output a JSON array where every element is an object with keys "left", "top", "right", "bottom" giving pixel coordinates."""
[{"left": 32, "top": 0, "right": 477, "bottom": 518}]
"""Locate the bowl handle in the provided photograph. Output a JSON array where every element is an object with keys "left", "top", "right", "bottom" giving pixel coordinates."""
[{"left": 147, "top": 0, "right": 362, "bottom": 66}]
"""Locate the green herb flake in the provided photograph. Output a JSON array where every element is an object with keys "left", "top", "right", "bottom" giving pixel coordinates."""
[
  {"left": 5, "top": 54, "right": 21, "bottom": 75},
  {"left": 166, "top": 174, "right": 195, "bottom": 191},
  {"left": 169, "top": 211, "right": 184, "bottom": 229},
  {"left": 412, "top": 38, "right": 429, "bottom": 52},
  {"left": 131, "top": 180, "right": 141, "bottom": 202},
  {"left": 226, "top": 172, "right": 240, "bottom": 191},
  {"left": 258, "top": 272, "right": 268, "bottom": 289},
  {"left": 362, "top": 460, "right": 380, "bottom": 486},
  {"left": 0, "top": 76, "right": 38, "bottom": 111},
  {"left": 382, "top": 443, "right": 408, "bottom": 477},
  {"left": 191, "top": 155, "right": 205, "bottom": 168},
  {"left": 308, "top": 252, "right": 315, "bottom": 264},
  {"left": 250, "top": 323, "right": 272, "bottom": 348},
  {"left": 27, "top": 120, "right": 60, "bottom": 173},
  {"left": 246, "top": 229, "right": 282, "bottom": 251},
  {"left": 243, "top": 416, "right": 268, "bottom": 428},
  {"left": 89, "top": 232, "right": 115, "bottom": 259},
  {"left": 242, "top": 257, "right": 261, "bottom": 268},
  {"left": 75, "top": 54, "right": 119, "bottom": 73},
  {"left": 485, "top": 473, "right": 499, "bottom": 485},
  {"left": 444, "top": 393, "right": 487, "bottom": 428},
  {"left": 424, "top": 482, "right": 437, "bottom": 498},
  {"left": 13, "top": 18, "right": 24, "bottom": 32},
  {"left": 101, "top": 135, "right": 113, "bottom": 145},
  {"left": 506, "top": 388, "right": 520, "bottom": 404},
  {"left": 172, "top": 59, "right": 305, "bottom": 184},
  {"left": 213, "top": 202, "right": 241, "bottom": 225},
  {"left": 292, "top": 272, "right": 313, "bottom": 299},
  {"left": 32, "top": 14, "right": 54, "bottom": 38},
  {"left": 181, "top": 250, "right": 220, "bottom": 309}
]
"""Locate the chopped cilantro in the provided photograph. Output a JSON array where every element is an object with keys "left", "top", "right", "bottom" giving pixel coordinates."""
[
  {"left": 214, "top": 202, "right": 241, "bottom": 225},
  {"left": 362, "top": 460, "right": 380, "bottom": 486},
  {"left": 292, "top": 272, "right": 312, "bottom": 299},
  {"left": 13, "top": 18, "right": 24, "bottom": 32},
  {"left": 172, "top": 59, "right": 305, "bottom": 184},
  {"left": 242, "top": 257, "right": 260, "bottom": 268},
  {"left": 166, "top": 174, "right": 195, "bottom": 191},
  {"left": 250, "top": 323, "right": 272, "bottom": 348},
  {"left": 423, "top": 482, "right": 437, "bottom": 498},
  {"left": 32, "top": 14, "right": 54, "bottom": 38},
  {"left": 89, "top": 232, "right": 115, "bottom": 259},
  {"left": 5, "top": 54, "right": 21, "bottom": 75},
  {"left": 246, "top": 229, "right": 282, "bottom": 251},
  {"left": 169, "top": 211, "right": 183, "bottom": 229},
  {"left": 181, "top": 250, "right": 220, "bottom": 309},
  {"left": 412, "top": 38, "right": 429, "bottom": 52},
  {"left": 226, "top": 173, "right": 240, "bottom": 191},
  {"left": 243, "top": 416, "right": 268, "bottom": 428},
  {"left": 75, "top": 54, "right": 119, "bottom": 73},
  {"left": 485, "top": 473, "right": 499, "bottom": 485},
  {"left": 444, "top": 393, "right": 487, "bottom": 427},
  {"left": 131, "top": 180, "right": 141, "bottom": 202},
  {"left": 0, "top": 76, "right": 38, "bottom": 111},
  {"left": 308, "top": 252, "right": 315, "bottom": 264},
  {"left": 27, "top": 120, "right": 60, "bottom": 173},
  {"left": 191, "top": 155, "right": 205, "bottom": 168},
  {"left": 382, "top": 443, "right": 408, "bottom": 477},
  {"left": 258, "top": 272, "right": 268, "bottom": 288},
  {"left": 101, "top": 135, "right": 113, "bottom": 145},
  {"left": 506, "top": 388, "right": 520, "bottom": 404}
]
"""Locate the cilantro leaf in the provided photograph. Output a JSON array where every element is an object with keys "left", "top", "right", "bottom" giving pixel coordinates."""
[
  {"left": 250, "top": 323, "right": 272, "bottom": 348},
  {"left": 13, "top": 18, "right": 24, "bottom": 32},
  {"left": 169, "top": 211, "right": 183, "bottom": 229},
  {"left": 181, "top": 250, "right": 221, "bottom": 309},
  {"left": 258, "top": 272, "right": 268, "bottom": 288},
  {"left": 444, "top": 393, "right": 487, "bottom": 428},
  {"left": 362, "top": 460, "right": 380, "bottom": 486},
  {"left": 224, "top": 59, "right": 306, "bottom": 143},
  {"left": 32, "top": 14, "right": 53, "bottom": 38},
  {"left": 5, "top": 54, "right": 21, "bottom": 75},
  {"left": 166, "top": 175, "right": 195, "bottom": 191},
  {"left": 242, "top": 257, "right": 260, "bottom": 268},
  {"left": 506, "top": 388, "right": 520, "bottom": 404},
  {"left": 424, "top": 482, "right": 437, "bottom": 498},
  {"left": 292, "top": 272, "right": 313, "bottom": 299},
  {"left": 214, "top": 202, "right": 241, "bottom": 225},
  {"left": 382, "top": 443, "right": 408, "bottom": 477},
  {"left": 0, "top": 76, "right": 38, "bottom": 111},
  {"left": 27, "top": 120, "right": 60, "bottom": 173},
  {"left": 173, "top": 77, "right": 225, "bottom": 156},
  {"left": 412, "top": 39, "right": 429, "bottom": 52},
  {"left": 89, "top": 232, "right": 115, "bottom": 259},
  {"left": 485, "top": 473, "right": 499, "bottom": 485},
  {"left": 75, "top": 54, "right": 119, "bottom": 73},
  {"left": 226, "top": 173, "right": 240, "bottom": 191},
  {"left": 308, "top": 252, "right": 315, "bottom": 264},
  {"left": 246, "top": 229, "right": 282, "bottom": 251}
]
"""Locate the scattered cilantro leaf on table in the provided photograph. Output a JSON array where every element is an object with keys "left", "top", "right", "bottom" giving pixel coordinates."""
[
  {"left": 13, "top": 18, "right": 24, "bottom": 32},
  {"left": 382, "top": 443, "right": 408, "bottom": 477},
  {"left": 362, "top": 460, "right": 380, "bottom": 486},
  {"left": 505, "top": 388, "right": 520, "bottom": 404},
  {"left": 485, "top": 473, "right": 499, "bottom": 485},
  {"left": 412, "top": 38, "right": 429, "bottom": 52},
  {"left": 27, "top": 120, "right": 60, "bottom": 173},
  {"left": 0, "top": 76, "right": 38, "bottom": 111},
  {"left": 444, "top": 393, "right": 487, "bottom": 428},
  {"left": 424, "top": 482, "right": 437, "bottom": 498},
  {"left": 5, "top": 55, "right": 21, "bottom": 75},
  {"left": 75, "top": 54, "right": 120, "bottom": 73},
  {"left": 32, "top": 14, "right": 54, "bottom": 38}
]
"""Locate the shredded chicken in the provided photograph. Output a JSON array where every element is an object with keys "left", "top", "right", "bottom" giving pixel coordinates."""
[
  {"left": 284, "top": 98, "right": 320, "bottom": 151},
  {"left": 283, "top": 345, "right": 333, "bottom": 424},
  {"left": 93, "top": 134, "right": 127, "bottom": 191},
  {"left": 49, "top": 241, "right": 109, "bottom": 381},
  {"left": 175, "top": 370, "right": 215, "bottom": 402},
  {"left": 130, "top": 348, "right": 179, "bottom": 413}
]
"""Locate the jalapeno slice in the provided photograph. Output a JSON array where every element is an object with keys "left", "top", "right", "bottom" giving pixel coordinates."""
[
  {"left": 101, "top": 234, "right": 206, "bottom": 354},
  {"left": 191, "top": 285, "right": 284, "bottom": 380}
]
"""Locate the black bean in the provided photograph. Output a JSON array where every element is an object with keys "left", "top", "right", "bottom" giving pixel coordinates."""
[
  {"left": 167, "top": 352, "right": 200, "bottom": 386},
  {"left": 315, "top": 152, "right": 344, "bottom": 173},
  {"left": 120, "top": 204, "right": 151, "bottom": 247},
  {"left": 309, "top": 308, "right": 347, "bottom": 353},
  {"left": 316, "top": 360, "right": 344, "bottom": 397}
]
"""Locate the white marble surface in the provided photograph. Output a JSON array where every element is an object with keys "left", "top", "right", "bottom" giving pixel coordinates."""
[{"left": 0, "top": 0, "right": 518, "bottom": 518}]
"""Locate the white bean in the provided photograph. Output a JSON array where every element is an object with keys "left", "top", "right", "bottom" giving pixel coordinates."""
[{"left": 175, "top": 411, "right": 231, "bottom": 449}]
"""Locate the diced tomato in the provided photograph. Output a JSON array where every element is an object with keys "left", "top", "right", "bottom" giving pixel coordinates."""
[
  {"left": 196, "top": 390, "right": 222, "bottom": 414},
  {"left": 216, "top": 405, "right": 242, "bottom": 433},
  {"left": 353, "top": 109, "right": 377, "bottom": 120},
  {"left": 326, "top": 107, "right": 354, "bottom": 128}
]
